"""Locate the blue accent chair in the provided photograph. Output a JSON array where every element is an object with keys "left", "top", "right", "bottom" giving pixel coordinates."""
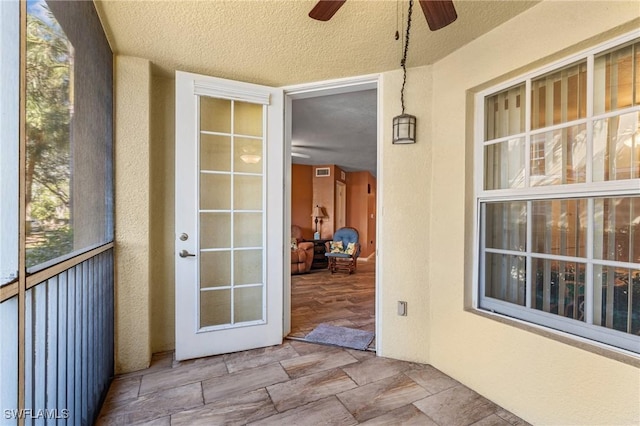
[{"left": 324, "top": 227, "right": 361, "bottom": 274}]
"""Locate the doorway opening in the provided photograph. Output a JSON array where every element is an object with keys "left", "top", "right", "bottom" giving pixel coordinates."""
[{"left": 284, "top": 77, "right": 379, "bottom": 351}]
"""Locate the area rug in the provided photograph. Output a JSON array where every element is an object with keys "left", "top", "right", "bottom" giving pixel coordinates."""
[{"left": 304, "top": 323, "right": 374, "bottom": 351}]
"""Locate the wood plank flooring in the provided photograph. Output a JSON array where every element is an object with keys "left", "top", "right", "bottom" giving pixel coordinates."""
[{"left": 289, "top": 259, "right": 376, "bottom": 347}]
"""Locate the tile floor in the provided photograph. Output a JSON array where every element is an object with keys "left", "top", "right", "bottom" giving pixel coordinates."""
[{"left": 97, "top": 340, "right": 530, "bottom": 425}]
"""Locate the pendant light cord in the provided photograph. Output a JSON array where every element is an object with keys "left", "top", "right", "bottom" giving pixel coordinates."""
[{"left": 400, "top": 0, "right": 413, "bottom": 115}]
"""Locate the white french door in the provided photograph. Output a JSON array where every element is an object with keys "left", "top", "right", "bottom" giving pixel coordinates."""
[{"left": 174, "top": 71, "right": 284, "bottom": 361}]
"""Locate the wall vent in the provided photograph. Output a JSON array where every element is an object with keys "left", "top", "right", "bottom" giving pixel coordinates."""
[{"left": 315, "top": 167, "right": 330, "bottom": 177}]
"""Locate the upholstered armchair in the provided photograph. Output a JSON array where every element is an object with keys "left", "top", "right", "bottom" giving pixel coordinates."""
[
  {"left": 291, "top": 225, "right": 313, "bottom": 274},
  {"left": 324, "top": 227, "right": 360, "bottom": 274}
]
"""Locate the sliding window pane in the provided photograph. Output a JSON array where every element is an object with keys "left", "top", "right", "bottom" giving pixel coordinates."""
[
  {"left": 26, "top": 0, "right": 114, "bottom": 271},
  {"left": 592, "top": 112, "right": 640, "bottom": 181},
  {"left": 485, "top": 84, "right": 525, "bottom": 140},
  {"left": 593, "top": 197, "right": 640, "bottom": 264},
  {"left": 484, "top": 253, "right": 526, "bottom": 306},
  {"left": 531, "top": 199, "right": 587, "bottom": 258},
  {"left": 484, "top": 201, "right": 527, "bottom": 252},
  {"left": 0, "top": 0, "right": 19, "bottom": 286},
  {"left": 533, "top": 258, "right": 586, "bottom": 321},
  {"left": 594, "top": 43, "right": 638, "bottom": 115},
  {"left": 529, "top": 124, "right": 587, "bottom": 186},
  {"left": 483, "top": 138, "right": 525, "bottom": 190},
  {"left": 593, "top": 266, "right": 640, "bottom": 335},
  {"left": 531, "top": 62, "right": 587, "bottom": 130}
]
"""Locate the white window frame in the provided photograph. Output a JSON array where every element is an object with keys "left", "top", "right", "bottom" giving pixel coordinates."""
[{"left": 473, "top": 31, "right": 640, "bottom": 354}]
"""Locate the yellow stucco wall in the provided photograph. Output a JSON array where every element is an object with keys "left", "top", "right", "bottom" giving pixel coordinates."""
[
  {"left": 114, "top": 55, "right": 152, "bottom": 373},
  {"left": 419, "top": 1, "right": 639, "bottom": 424},
  {"left": 113, "top": 1, "right": 640, "bottom": 423},
  {"left": 149, "top": 75, "right": 176, "bottom": 353},
  {"left": 378, "top": 66, "right": 433, "bottom": 363}
]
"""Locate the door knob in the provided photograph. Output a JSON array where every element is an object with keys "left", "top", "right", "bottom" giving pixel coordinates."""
[{"left": 179, "top": 249, "right": 196, "bottom": 258}]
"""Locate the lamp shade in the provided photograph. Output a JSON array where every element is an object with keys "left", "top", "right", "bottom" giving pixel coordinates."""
[
  {"left": 392, "top": 113, "right": 416, "bottom": 144},
  {"left": 312, "top": 205, "right": 324, "bottom": 218}
]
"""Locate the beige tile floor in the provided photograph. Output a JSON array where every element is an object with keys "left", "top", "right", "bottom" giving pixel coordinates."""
[{"left": 97, "top": 340, "right": 530, "bottom": 425}]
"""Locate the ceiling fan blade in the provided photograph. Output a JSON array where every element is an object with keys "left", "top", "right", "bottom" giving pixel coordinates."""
[
  {"left": 419, "top": 0, "right": 457, "bottom": 31},
  {"left": 291, "top": 152, "right": 311, "bottom": 159},
  {"left": 309, "top": 0, "right": 346, "bottom": 21}
]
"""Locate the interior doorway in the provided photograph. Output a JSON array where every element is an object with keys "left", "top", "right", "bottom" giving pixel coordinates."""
[{"left": 284, "top": 76, "right": 380, "bottom": 351}]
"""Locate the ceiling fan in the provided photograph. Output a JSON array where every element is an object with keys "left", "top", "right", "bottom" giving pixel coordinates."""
[
  {"left": 291, "top": 143, "right": 333, "bottom": 159},
  {"left": 309, "top": 0, "right": 457, "bottom": 31}
]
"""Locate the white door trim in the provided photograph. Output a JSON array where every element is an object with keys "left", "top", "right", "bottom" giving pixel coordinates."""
[{"left": 282, "top": 74, "right": 383, "bottom": 354}]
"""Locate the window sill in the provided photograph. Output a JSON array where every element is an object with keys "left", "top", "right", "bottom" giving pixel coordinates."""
[{"left": 466, "top": 307, "right": 640, "bottom": 368}]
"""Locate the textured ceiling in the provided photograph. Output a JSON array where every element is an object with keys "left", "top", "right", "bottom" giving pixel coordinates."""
[
  {"left": 95, "top": 0, "right": 540, "bottom": 175},
  {"left": 95, "top": 0, "right": 540, "bottom": 86}
]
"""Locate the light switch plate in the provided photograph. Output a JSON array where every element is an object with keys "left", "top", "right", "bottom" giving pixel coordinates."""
[{"left": 398, "top": 301, "right": 407, "bottom": 316}]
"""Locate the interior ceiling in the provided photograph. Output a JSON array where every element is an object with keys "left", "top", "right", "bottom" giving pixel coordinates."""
[
  {"left": 95, "top": 0, "right": 540, "bottom": 175},
  {"left": 292, "top": 90, "right": 378, "bottom": 175}
]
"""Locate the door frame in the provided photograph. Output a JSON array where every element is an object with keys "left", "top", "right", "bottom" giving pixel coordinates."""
[
  {"left": 335, "top": 180, "right": 346, "bottom": 230},
  {"left": 282, "top": 74, "right": 383, "bottom": 353}
]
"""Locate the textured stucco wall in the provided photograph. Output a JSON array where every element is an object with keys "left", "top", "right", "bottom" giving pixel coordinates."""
[
  {"left": 378, "top": 65, "right": 432, "bottom": 363},
  {"left": 114, "top": 55, "right": 152, "bottom": 373},
  {"left": 150, "top": 75, "right": 176, "bottom": 353},
  {"left": 422, "top": 1, "right": 640, "bottom": 424}
]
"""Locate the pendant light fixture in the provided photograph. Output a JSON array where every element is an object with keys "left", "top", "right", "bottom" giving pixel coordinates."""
[{"left": 392, "top": 0, "right": 416, "bottom": 144}]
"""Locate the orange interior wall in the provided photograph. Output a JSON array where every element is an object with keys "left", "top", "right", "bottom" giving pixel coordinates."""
[
  {"left": 291, "top": 164, "right": 313, "bottom": 240},
  {"left": 312, "top": 165, "right": 344, "bottom": 239},
  {"left": 295, "top": 165, "right": 376, "bottom": 251},
  {"left": 346, "top": 171, "right": 377, "bottom": 258}
]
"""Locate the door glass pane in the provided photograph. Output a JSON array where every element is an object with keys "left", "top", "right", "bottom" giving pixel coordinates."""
[
  {"left": 0, "top": 0, "right": 19, "bottom": 286},
  {"left": 234, "top": 213, "right": 262, "bottom": 247},
  {"left": 198, "top": 97, "right": 265, "bottom": 328},
  {"left": 200, "top": 251, "right": 230, "bottom": 288},
  {"left": 234, "top": 101, "right": 263, "bottom": 137},
  {"left": 234, "top": 175, "right": 262, "bottom": 210},
  {"left": 200, "top": 289, "right": 230, "bottom": 327},
  {"left": 235, "top": 137, "right": 263, "bottom": 174},
  {"left": 201, "top": 134, "right": 231, "bottom": 172},
  {"left": 200, "top": 213, "right": 230, "bottom": 248},
  {"left": 200, "top": 174, "right": 230, "bottom": 210},
  {"left": 200, "top": 97, "right": 231, "bottom": 133},
  {"left": 234, "top": 287, "right": 263, "bottom": 323},
  {"left": 234, "top": 250, "right": 262, "bottom": 285}
]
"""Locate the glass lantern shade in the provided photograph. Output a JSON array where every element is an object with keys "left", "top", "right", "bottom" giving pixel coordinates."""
[{"left": 392, "top": 114, "right": 416, "bottom": 144}]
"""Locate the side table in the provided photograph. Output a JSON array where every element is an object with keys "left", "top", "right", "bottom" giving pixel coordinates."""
[{"left": 310, "top": 239, "right": 329, "bottom": 269}]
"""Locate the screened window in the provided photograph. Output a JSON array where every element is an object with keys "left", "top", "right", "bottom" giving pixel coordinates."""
[
  {"left": 0, "top": 0, "right": 20, "bottom": 287},
  {"left": 477, "top": 35, "right": 640, "bottom": 354},
  {"left": 25, "top": 0, "right": 113, "bottom": 272}
]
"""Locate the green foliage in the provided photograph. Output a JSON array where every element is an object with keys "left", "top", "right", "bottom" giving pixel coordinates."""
[
  {"left": 25, "top": 3, "right": 74, "bottom": 266},
  {"left": 26, "top": 225, "right": 73, "bottom": 269}
]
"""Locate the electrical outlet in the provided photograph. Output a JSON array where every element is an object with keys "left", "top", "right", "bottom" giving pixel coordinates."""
[{"left": 397, "top": 301, "right": 407, "bottom": 316}]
